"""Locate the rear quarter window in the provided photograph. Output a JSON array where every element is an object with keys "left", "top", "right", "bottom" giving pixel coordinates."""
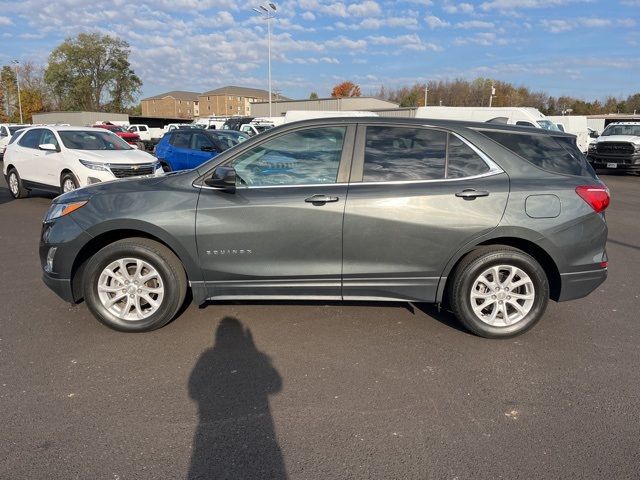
[{"left": 479, "top": 130, "right": 596, "bottom": 178}]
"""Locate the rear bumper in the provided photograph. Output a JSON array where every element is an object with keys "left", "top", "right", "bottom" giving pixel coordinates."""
[{"left": 558, "top": 268, "right": 607, "bottom": 302}]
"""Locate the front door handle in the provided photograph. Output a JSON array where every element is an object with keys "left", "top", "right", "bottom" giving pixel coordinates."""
[
  {"left": 455, "top": 189, "right": 490, "bottom": 199},
  {"left": 305, "top": 194, "right": 339, "bottom": 204}
]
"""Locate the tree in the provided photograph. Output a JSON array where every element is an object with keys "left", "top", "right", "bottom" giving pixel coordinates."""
[
  {"left": 309, "top": 91, "right": 319, "bottom": 100},
  {"left": 44, "top": 33, "right": 142, "bottom": 112},
  {"left": 331, "top": 81, "right": 361, "bottom": 98}
]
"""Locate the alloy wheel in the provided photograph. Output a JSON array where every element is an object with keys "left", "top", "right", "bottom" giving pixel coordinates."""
[
  {"left": 469, "top": 264, "right": 535, "bottom": 327},
  {"left": 9, "top": 172, "right": 19, "bottom": 196},
  {"left": 97, "top": 257, "right": 165, "bottom": 321}
]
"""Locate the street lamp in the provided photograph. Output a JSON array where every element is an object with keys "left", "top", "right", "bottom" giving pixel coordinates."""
[
  {"left": 252, "top": 2, "right": 277, "bottom": 117},
  {"left": 12, "top": 60, "right": 23, "bottom": 124}
]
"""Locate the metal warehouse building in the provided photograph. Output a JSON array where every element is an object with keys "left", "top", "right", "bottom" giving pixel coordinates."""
[{"left": 250, "top": 96, "right": 399, "bottom": 116}]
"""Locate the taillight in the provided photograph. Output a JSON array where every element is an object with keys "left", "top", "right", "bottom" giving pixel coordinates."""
[{"left": 575, "top": 185, "right": 610, "bottom": 213}]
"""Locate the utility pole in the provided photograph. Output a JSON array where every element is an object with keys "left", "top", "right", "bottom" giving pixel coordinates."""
[
  {"left": 424, "top": 85, "right": 428, "bottom": 107},
  {"left": 488, "top": 83, "right": 496, "bottom": 108},
  {"left": 252, "top": 3, "right": 278, "bottom": 117},
  {"left": 12, "top": 60, "right": 23, "bottom": 124}
]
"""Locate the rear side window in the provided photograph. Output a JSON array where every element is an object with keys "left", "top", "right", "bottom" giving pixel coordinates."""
[
  {"left": 18, "top": 129, "right": 44, "bottom": 149},
  {"left": 447, "top": 135, "right": 491, "bottom": 178},
  {"left": 480, "top": 130, "right": 595, "bottom": 177},
  {"left": 170, "top": 131, "right": 191, "bottom": 148},
  {"left": 363, "top": 127, "right": 446, "bottom": 182},
  {"left": 363, "top": 127, "right": 491, "bottom": 182}
]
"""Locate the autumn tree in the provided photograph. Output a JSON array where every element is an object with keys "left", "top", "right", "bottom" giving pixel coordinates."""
[
  {"left": 331, "top": 81, "right": 361, "bottom": 98},
  {"left": 44, "top": 33, "right": 142, "bottom": 112},
  {"left": 0, "top": 63, "right": 50, "bottom": 123}
]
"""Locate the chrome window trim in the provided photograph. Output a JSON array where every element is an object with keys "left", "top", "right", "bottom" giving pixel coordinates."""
[{"left": 197, "top": 170, "right": 503, "bottom": 190}]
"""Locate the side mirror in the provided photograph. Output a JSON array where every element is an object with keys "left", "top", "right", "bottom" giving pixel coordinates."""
[
  {"left": 39, "top": 143, "right": 59, "bottom": 152},
  {"left": 589, "top": 131, "right": 599, "bottom": 138},
  {"left": 204, "top": 166, "right": 236, "bottom": 192}
]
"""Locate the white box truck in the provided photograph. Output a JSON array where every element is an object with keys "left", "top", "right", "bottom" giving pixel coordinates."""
[{"left": 414, "top": 107, "right": 560, "bottom": 131}]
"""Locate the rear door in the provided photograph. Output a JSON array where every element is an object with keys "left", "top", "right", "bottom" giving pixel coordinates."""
[
  {"left": 166, "top": 131, "right": 193, "bottom": 170},
  {"left": 195, "top": 124, "right": 355, "bottom": 299},
  {"left": 14, "top": 128, "right": 46, "bottom": 184},
  {"left": 342, "top": 124, "right": 510, "bottom": 302}
]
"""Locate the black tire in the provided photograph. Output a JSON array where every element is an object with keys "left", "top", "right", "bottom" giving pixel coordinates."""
[
  {"left": 82, "top": 238, "right": 187, "bottom": 332},
  {"left": 60, "top": 172, "right": 79, "bottom": 194},
  {"left": 7, "top": 167, "right": 29, "bottom": 199},
  {"left": 159, "top": 161, "right": 171, "bottom": 172},
  {"left": 448, "top": 246, "right": 549, "bottom": 338}
]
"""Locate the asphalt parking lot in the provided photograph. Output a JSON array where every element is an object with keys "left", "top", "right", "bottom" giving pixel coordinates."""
[{"left": 0, "top": 171, "right": 639, "bottom": 479}]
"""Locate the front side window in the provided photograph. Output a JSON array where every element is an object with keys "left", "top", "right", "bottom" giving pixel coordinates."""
[
  {"left": 41, "top": 130, "right": 60, "bottom": 149},
  {"left": 190, "top": 132, "right": 215, "bottom": 151},
  {"left": 18, "top": 129, "right": 44, "bottom": 149},
  {"left": 229, "top": 127, "right": 346, "bottom": 186},
  {"left": 58, "top": 131, "right": 132, "bottom": 150},
  {"left": 363, "top": 127, "right": 447, "bottom": 182}
]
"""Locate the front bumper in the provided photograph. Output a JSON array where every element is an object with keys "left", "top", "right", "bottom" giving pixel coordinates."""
[
  {"left": 558, "top": 268, "right": 608, "bottom": 302},
  {"left": 588, "top": 153, "right": 640, "bottom": 171},
  {"left": 42, "top": 271, "right": 75, "bottom": 303}
]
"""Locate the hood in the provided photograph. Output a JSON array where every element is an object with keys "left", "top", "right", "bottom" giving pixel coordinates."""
[
  {"left": 69, "top": 148, "right": 157, "bottom": 165},
  {"left": 53, "top": 169, "right": 196, "bottom": 204},
  {"left": 596, "top": 135, "right": 640, "bottom": 144}
]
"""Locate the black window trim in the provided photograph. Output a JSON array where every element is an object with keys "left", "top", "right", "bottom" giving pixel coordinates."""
[{"left": 350, "top": 124, "right": 502, "bottom": 185}]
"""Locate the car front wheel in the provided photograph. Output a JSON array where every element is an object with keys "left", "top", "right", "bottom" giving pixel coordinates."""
[
  {"left": 7, "top": 168, "right": 29, "bottom": 199},
  {"left": 449, "top": 246, "right": 549, "bottom": 338},
  {"left": 83, "top": 238, "right": 187, "bottom": 332},
  {"left": 60, "top": 172, "right": 79, "bottom": 194}
]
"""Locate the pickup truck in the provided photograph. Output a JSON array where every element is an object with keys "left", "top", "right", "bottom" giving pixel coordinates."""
[
  {"left": 0, "top": 123, "right": 30, "bottom": 159},
  {"left": 128, "top": 124, "right": 165, "bottom": 151},
  {"left": 93, "top": 123, "right": 144, "bottom": 149},
  {"left": 587, "top": 122, "right": 640, "bottom": 172}
]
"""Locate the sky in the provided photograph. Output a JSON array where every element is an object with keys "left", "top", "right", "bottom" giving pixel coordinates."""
[{"left": 0, "top": 0, "right": 639, "bottom": 102}]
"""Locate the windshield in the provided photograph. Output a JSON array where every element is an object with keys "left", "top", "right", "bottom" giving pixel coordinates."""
[
  {"left": 9, "top": 126, "right": 27, "bottom": 135},
  {"left": 602, "top": 124, "right": 640, "bottom": 137},
  {"left": 537, "top": 120, "right": 561, "bottom": 131},
  {"left": 59, "top": 130, "right": 132, "bottom": 150}
]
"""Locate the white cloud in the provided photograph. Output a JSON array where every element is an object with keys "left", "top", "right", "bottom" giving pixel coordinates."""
[
  {"left": 216, "top": 11, "right": 235, "bottom": 25},
  {"left": 443, "top": 1, "right": 475, "bottom": 13},
  {"left": 325, "top": 36, "right": 368, "bottom": 50},
  {"left": 368, "top": 33, "right": 442, "bottom": 51},
  {"left": 541, "top": 17, "right": 635, "bottom": 33},
  {"left": 347, "top": 1, "right": 381, "bottom": 17},
  {"left": 301, "top": 11, "right": 316, "bottom": 20},
  {"left": 455, "top": 20, "right": 495, "bottom": 29},
  {"left": 425, "top": 15, "right": 450, "bottom": 28},
  {"left": 0, "top": 16, "right": 13, "bottom": 25},
  {"left": 480, "top": 0, "right": 590, "bottom": 11},
  {"left": 453, "top": 32, "right": 509, "bottom": 46}
]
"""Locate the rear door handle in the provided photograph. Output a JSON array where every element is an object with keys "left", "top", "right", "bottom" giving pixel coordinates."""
[
  {"left": 455, "top": 189, "right": 490, "bottom": 199},
  {"left": 305, "top": 194, "right": 339, "bottom": 204}
]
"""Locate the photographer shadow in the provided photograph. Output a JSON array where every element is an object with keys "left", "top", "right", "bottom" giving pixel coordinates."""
[{"left": 188, "top": 316, "right": 286, "bottom": 480}]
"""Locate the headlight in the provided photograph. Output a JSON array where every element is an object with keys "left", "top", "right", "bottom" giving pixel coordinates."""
[
  {"left": 79, "top": 159, "right": 109, "bottom": 171},
  {"left": 44, "top": 201, "right": 87, "bottom": 222},
  {"left": 634, "top": 144, "right": 640, "bottom": 152}
]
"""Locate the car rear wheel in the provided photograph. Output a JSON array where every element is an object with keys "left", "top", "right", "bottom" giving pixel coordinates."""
[
  {"left": 60, "top": 172, "right": 79, "bottom": 194},
  {"left": 7, "top": 168, "right": 29, "bottom": 199},
  {"left": 449, "top": 246, "right": 549, "bottom": 338},
  {"left": 83, "top": 238, "right": 187, "bottom": 332}
]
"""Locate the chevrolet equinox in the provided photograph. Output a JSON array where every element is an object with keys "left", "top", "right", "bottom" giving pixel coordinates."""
[{"left": 37, "top": 118, "right": 609, "bottom": 338}]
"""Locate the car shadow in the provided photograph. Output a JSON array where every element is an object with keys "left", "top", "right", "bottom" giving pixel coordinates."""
[
  {"left": 188, "top": 316, "right": 287, "bottom": 480},
  {"left": 202, "top": 300, "right": 470, "bottom": 335}
]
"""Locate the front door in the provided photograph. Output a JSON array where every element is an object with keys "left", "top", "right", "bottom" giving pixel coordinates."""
[
  {"left": 189, "top": 131, "right": 219, "bottom": 168},
  {"left": 195, "top": 125, "right": 355, "bottom": 299},
  {"left": 342, "top": 125, "right": 510, "bottom": 302}
]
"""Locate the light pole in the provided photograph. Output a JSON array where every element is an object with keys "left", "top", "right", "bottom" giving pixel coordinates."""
[
  {"left": 252, "top": 3, "right": 277, "bottom": 117},
  {"left": 12, "top": 60, "right": 23, "bottom": 124}
]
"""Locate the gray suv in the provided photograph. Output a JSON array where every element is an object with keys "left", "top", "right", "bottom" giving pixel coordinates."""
[{"left": 38, "top": 118, "right": 609, "bottom": 338}]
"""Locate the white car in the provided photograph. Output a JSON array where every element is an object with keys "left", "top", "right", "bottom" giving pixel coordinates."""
[
  {"left": 3, "top": 126, "right": 163, "bottom": 198},
  {"left": 0, "top": 123, "right": 30, "bottom": 158}
]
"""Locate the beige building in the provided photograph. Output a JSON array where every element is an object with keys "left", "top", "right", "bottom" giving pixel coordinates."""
[
  {"left": 198, "top": 86, "right": 273, "bottom": 117},
  {"left": 250, "top": 96, "right": 399, "bottom": 117},
  {"left": 141, "top": 91, "right": 201, "bottom": 119}
]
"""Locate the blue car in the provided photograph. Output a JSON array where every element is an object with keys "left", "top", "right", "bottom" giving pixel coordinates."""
[{"left": 155, "top": 130, "right": 247, "bottom": 171}]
